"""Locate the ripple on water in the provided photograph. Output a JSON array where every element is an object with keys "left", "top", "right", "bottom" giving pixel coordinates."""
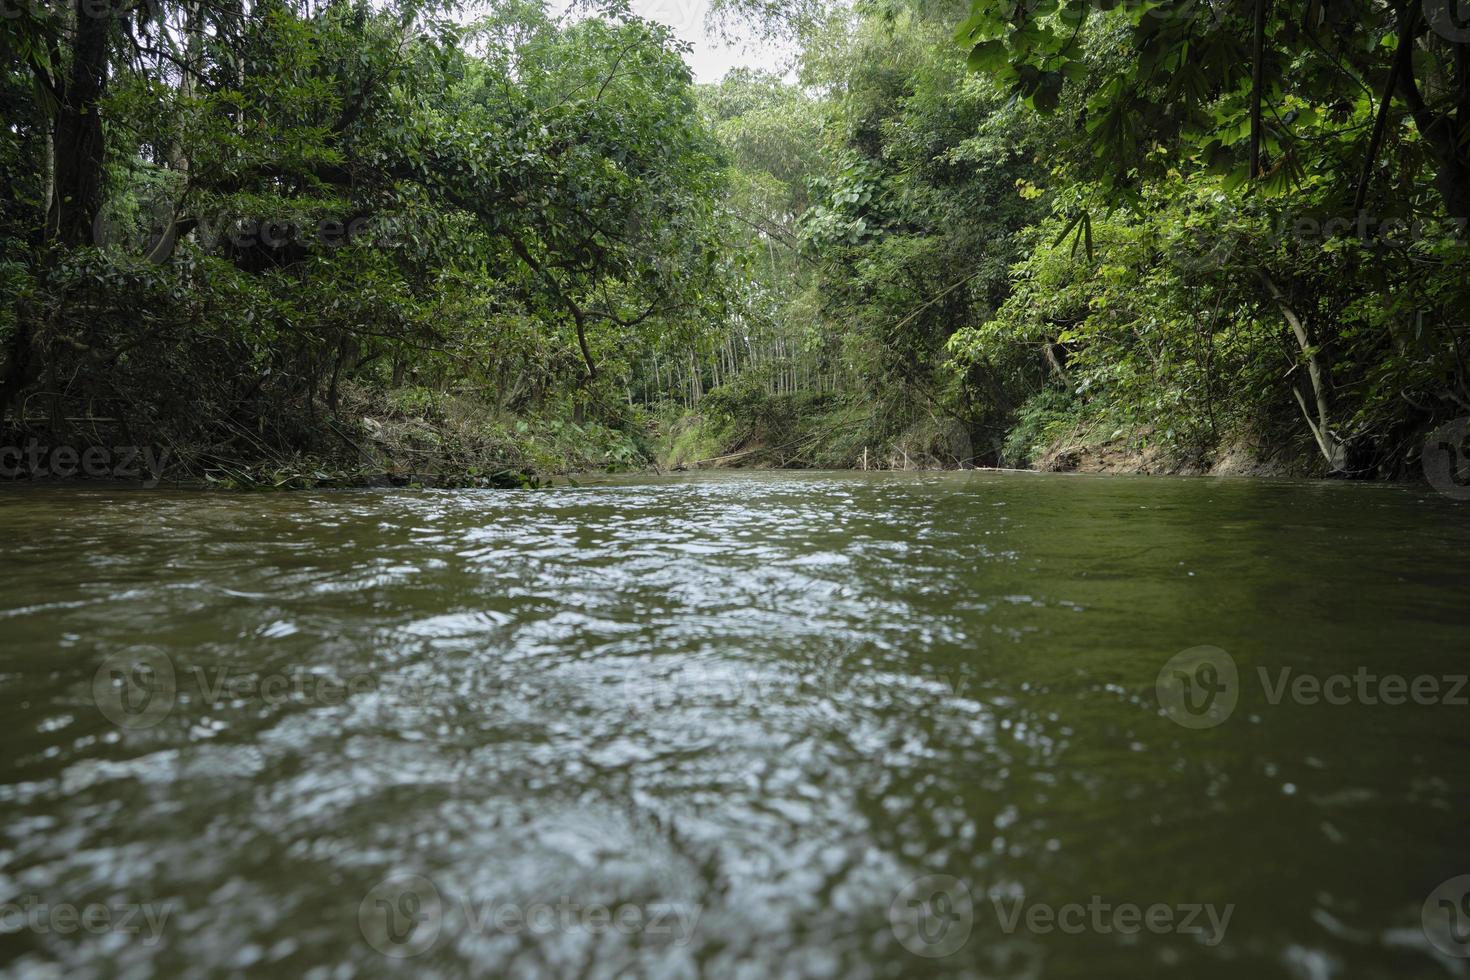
[{"left": 0, "top": 473, "right": 1467, "bottom": 977}]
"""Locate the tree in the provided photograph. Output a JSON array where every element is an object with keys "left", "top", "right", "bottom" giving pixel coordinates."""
[{"left": 954, "top": 0, "right": 1470, "bottom": 223}]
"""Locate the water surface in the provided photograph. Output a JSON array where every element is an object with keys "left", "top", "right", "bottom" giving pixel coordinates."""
[{"left": 1, "top": 471, "right": 1467, "bottom": 977}]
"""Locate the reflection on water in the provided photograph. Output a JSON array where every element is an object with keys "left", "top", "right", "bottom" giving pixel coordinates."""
[{"left": 0, "top": 471, "right": 1467, "bottom": 977}]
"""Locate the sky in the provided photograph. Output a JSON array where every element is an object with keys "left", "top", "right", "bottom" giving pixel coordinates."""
[{"left": 552, "top": 0, "right": 789, "bottom": 83}]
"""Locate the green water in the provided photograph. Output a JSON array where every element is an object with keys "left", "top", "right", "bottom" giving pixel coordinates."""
[{"left": 1, "top": 471, "right": 1468, "bottom": 978}]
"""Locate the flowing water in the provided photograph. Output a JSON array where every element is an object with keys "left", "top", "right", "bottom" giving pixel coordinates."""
[{"left": 1, "top": 471, "right": 1468, "bottom": 978}]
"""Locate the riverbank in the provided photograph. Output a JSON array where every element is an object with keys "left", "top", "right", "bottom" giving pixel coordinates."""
[
  {"left": 0, "top": 383, "right": 652, "bottom": 490},
  {"left": 653, "top": 396, "right": 1334, "bottom": 480},
  {"left": 0, "top": 382, "right": 1444, "bottom": 488},
  {"left": 1026, "top": 428, "right": 1321, "bottom": 479}
]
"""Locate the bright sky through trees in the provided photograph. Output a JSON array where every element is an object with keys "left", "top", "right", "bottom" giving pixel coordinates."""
[{"left": 552, "top": 0, "right": 786, "bottom": 81}]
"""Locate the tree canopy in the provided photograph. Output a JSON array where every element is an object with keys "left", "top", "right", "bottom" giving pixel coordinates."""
[{"left": 2, "top": 0, "right": 1466, "bottom": 483}]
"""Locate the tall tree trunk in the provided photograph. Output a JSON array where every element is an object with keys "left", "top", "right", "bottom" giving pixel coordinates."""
[
  {"left": 7, "top": 0, "right": 111, "bottom": 421},
  {"left": 1393, "top": 9, "right": 1470, "bottom": 225},
  {"left": 49, "top": 0, "right": 113, "bottom": 246}
]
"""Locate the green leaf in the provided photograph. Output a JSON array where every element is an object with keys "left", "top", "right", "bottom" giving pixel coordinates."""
[{"left": 967, "top": 40, "right": 1009, "bottom": 73}]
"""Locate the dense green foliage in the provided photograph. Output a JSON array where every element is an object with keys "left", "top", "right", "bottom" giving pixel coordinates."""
[
  {"left": 3, "top": 0, "right": 1467, "bottom": 482},
  {"left": 700, "top": 0, "right": 1470, "bottom": 474},
  {"left": 1, "top": 0, "right": 731, "bottom": 482},
  {"left": 945, "top": 0, "right": 1470, "bottom": 471}
]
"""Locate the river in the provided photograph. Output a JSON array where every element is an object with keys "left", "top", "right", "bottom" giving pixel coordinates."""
[{"left": 1, "top": 471, "right": 1466, "bottom": 977}]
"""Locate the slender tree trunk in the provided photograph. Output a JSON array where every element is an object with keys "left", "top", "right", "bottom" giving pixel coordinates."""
[
  {"left": 1248, "top": 0, "right": 1270, "bottom": 179},
  {"left": 1258, "top": 272, "right": 1348, "bottom": 470},
  {"left": 42, "top": 131, "right": 55, "bottom": 227},
  {"left": 1353, "top": 6, "right": 1416, "bottom": 215}
]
